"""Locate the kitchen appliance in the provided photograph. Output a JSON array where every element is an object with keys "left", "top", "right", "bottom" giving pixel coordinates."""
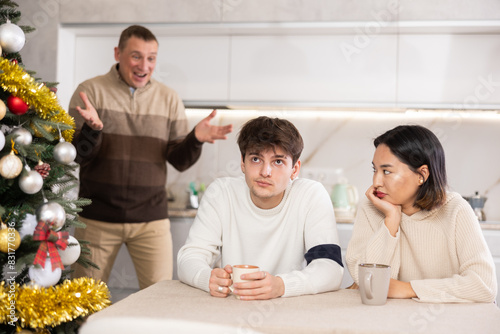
[
  {"left": 463, "top": 191, "right": 487, "bottom": 221},
  {"left": 331, "top": 177, "right": 359, "bottom": 220}
]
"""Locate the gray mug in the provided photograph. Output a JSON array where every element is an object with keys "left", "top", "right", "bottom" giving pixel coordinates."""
[{"left": 358, "top": 263, "right": 391, "bottom": 305}]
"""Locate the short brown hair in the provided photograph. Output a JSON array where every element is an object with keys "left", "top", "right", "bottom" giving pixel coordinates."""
[
  {"left": 118, "top": 25, "right": 158, "bottom": 50},
  {"left": 374, "top": 125, "right": 447, "bottom": 211},
  {"left": 237, "top": 116, "right": 304, "bottom": 165}
]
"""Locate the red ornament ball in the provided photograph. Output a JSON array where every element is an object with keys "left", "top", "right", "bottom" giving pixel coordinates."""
[{"left": 7, "top": 95, "right": 29, "bottom": 115}]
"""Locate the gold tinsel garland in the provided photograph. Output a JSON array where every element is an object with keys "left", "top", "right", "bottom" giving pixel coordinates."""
[
  {"left": 0, "top": 57, "right": 75, "bottom": 142},
  {"left": 0, "top": 278, "right": 111, "bottom": 329}
]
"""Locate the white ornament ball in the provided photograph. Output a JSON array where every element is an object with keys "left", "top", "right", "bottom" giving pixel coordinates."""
[
  {"left": 36, "top": 202, "right": 66, "bottom": 230},
  {"left": 53, "top": 141, "right": 77, "bottom": 164},
  {"left": 58, "top": 235, "right": 81, "bottom": 266},
  {"left": 0, "top": 131, "right": 4, "bottom": 151},
  {"left": 0, "top": 152, "right": 23, "bottom": 179},
  {"left": 19, "top": 213, "right": 38, "bottom": 239},
  {"left": 28, "top": 257, "right": 62, "bottom": 287},
  {"left": 0, "top": 20, "right": 26, "bottom": 53},
  {"left": 12, "top": 127, "right": 32, "bottom": 146},
  {"left": 19, "top": 169, "right": 43, "bottom": 194}
]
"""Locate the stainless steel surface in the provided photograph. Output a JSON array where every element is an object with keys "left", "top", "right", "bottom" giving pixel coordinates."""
[{"left": 464, "top": 191, "right": 488, "bottom": 221}]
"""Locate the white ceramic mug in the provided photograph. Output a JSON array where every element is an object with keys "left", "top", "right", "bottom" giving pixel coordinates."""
[
  {"left": 358, "top": 263, "right": 391, "bottom": 306},
  {"left": 230, "top": 265, "right": 260, "bottom": 292}
]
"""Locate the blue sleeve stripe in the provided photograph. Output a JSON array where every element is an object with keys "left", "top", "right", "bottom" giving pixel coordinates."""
[{"left": 304, "top": 244, "right": 343, "bottom": 267}]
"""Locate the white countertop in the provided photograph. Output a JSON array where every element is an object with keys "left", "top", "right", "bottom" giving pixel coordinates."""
[{"left": 82, "top": 280, "right": 500, "bottom": 334}]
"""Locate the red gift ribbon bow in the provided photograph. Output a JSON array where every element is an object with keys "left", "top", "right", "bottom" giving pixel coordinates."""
[{"left": 33, "top": 221, "right": 69, "bottom": 271}]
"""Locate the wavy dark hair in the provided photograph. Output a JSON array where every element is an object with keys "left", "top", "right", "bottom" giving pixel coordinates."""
[
  {"left": 118, "top": 25, "right": 158, "bottom": 50},
  {"left": 237, "top": 116, "right": 304, "bottom": 165},
  {"left": 374, "top": 125, "right": 447, "bottom": 211}
]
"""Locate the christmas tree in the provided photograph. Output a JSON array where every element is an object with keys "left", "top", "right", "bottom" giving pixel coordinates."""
[{"left": 0, "top": 1, "right": 110, "bottom": 333}]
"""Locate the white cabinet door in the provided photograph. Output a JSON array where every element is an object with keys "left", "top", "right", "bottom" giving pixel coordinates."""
[
  {"left": 229, "top": 35, "right": 398, "bottom": 104},
  {"left": 398, "top": 34, "right": 500, "bottom": 108},
  {"left": 62, "top": 32, "right": 230, "bottom": 108},
  {"left": 158, "top": 36, "right": 230, "bottom": 101}
]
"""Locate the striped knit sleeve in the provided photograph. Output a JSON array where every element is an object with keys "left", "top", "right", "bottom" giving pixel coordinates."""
[
  {"left": 346, "top": 200, "right": 401, "bottom": 284},
  {"left": 164, "top": 92, "right": 203, "bottom": 171}
]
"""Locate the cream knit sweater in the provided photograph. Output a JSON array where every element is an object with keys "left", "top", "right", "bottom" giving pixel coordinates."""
[{"left": 346, "top": 192, "right": 497, "bottom": 303}]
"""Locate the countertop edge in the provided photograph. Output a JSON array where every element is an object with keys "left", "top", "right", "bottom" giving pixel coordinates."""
[{"left": 168, "top": 209, "right": 500, "bottom": 230}]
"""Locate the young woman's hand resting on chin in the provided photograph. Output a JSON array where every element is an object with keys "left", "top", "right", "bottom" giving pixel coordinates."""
[{"left": 365, "top": 185, "right": 402, "bottom": 237}]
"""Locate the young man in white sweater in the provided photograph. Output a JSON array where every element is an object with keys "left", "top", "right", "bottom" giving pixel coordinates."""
[{"left": 177, "top": 116, "right": 344, "bottom": 300}]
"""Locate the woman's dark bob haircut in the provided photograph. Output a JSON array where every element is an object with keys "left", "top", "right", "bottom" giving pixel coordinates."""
[{"left": 374, "top": 125, "right": 447, "bottom": 211}]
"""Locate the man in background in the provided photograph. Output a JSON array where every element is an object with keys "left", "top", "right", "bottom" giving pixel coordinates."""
[{"left": 69, "top": 25, "right": 232, "bottom": 289}]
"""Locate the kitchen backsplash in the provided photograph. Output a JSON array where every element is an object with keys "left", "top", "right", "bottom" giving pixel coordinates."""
[{"left": 167, "top": 109, "right": 500, "bottom": 221}]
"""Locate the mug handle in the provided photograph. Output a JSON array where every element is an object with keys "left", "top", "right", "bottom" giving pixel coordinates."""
[{"left": 363, "top": 272, "right": 374, "bottom": 300}]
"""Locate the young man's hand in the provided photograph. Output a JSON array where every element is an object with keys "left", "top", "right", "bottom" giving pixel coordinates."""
[
  {"left": 209, "top": 264, "right": 233, "bottom": 297},
  {"left": 232, "top": 270, "right": 285, "bottom": 300}
]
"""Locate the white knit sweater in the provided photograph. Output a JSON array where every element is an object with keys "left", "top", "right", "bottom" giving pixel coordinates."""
[
  {"left": 177, "top": 176, "right": 344, "bottom": 297},
  {"left": 346, "top": 192, "right": 497, "bottom": 303}
]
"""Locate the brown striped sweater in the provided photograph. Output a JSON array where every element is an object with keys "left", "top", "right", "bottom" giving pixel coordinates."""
[{"left": 69, "top": 64, "right": 202, "bottom": 223}]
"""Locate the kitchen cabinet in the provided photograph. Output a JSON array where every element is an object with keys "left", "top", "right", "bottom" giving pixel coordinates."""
[
  {"left": 338, "top": 223, "right": 355, "bottom": 288},
  {"left": 170, "top": 216, "right": 195, "bottom": 280},
  {"left": 228, "top": 32, "right": 500, "bottom": 108},
  {"left": 482, "top": 228, "right": 500, "bottom": 305},
  {"left": 157, "top": 36, "right": 230, "bottom": 101},
  {"left": 398, "top": 34, "right": 500, "bottom": 108},
  {"left": 57, "top": 30, "right": 231, "bottom": 110},
  {"left": 58, "top": 24, "right": 500, "bottom": 110},
  {"left": 229, "top": 35, "right": 397, "bottom": 104}
]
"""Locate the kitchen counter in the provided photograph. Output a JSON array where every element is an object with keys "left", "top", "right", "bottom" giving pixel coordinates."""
[
  {"left": 168, "top": 208, "right": 198, "bottom": 218},
  {"left": 169, "top": 208, "right": 500, "bottom": 230},
  {"left": 81, "top": 280, "right": 500, "bottom": 334},
  {"left": 479, "top": 221, "right": 500, "bottom": 230}
]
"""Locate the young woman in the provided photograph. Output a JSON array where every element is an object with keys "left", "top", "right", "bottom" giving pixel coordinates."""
[{"left": 346, "top": 125, "right": 497, "bottom": 303}]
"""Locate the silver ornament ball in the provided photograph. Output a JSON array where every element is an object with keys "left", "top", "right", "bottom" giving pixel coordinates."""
[
  {"left": 19, "top": 170, "right": 43, "bottom": 194},
  {"left": 53, "top": 141, "right": 77, "bottom": 164},
  {"left": 12, "top": 127, "right": 32, "bottom": 146},
  {"left": 36, "top": 201, "right": 66, "bottom": 230},
  {"left": 0, "top": 21, "right": 26, "bottom": 53}
]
